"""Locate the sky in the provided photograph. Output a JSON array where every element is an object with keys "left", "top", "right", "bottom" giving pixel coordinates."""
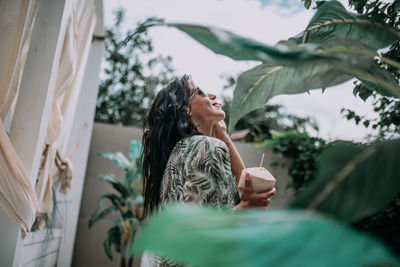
[{"left": 103, "top": 0, "right": 379, "bottom": 141}]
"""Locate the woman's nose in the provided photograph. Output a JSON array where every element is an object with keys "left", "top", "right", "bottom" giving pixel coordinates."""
[{"left": 208, "top": 93, "right": 216, "bottom": 100}]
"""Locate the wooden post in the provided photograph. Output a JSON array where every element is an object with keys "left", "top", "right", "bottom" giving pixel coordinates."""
[{"left": 0, "top": 0, "right": 70, "bottom": 266}]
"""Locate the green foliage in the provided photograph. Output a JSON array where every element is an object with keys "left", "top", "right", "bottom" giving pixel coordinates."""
[
  {"left": 221, "top": 75, "right": 319, "bottom": 141},
  {"left": 227, "top": 104, "right": 319, "bottom": 141},
  {"left": 129, "top": 138, "right": 400, "bottom": 266},
  {"left": 261, "top": 132, "right": 326, "bottom": 192},
  {"left": 130, "top": 204, "right": 400, "bottom": 267},
  {"left": 292, "top": 138, "right": 400, "bottom": 222},
  {"left": 354, "top": 192, "right": 400, "bottom": 256},
  {"left": 89, "top": 140, "right": 143, "bottom": 261},
  {"left": 340, "top": 0, "right": 400, "bottom": 256},
  {"left": 118, "top": 2, "right": 400, "bottom": 264},
  {"left": 168, "top": 23, "right": 334, "bottom": 64},
  {"left": 95, "top": 10, "right": 175, "bottom": 126},
  {"left": 339, "top": 0, "right": 400, "bottom": 141},
  {"left": 290, "top": 1, "right": 399, "bottom": 49},
  {"left": 161, "top": 1, "right": 400, "bottom": 132},
  {"left": 301, "top": 0, "right": 312, "bottom": 9},
  {"left": 341, "top": 93, "right": 400, "bottom": 140}
]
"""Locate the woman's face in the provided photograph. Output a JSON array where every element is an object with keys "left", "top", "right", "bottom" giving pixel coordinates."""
[{"left": 189, "top": 82, "right": 225, "bottom": 125}]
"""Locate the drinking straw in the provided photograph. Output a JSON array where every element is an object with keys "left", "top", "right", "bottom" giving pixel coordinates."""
[{"left": 260, "top": 153, "right": 265, "bottom": 167}]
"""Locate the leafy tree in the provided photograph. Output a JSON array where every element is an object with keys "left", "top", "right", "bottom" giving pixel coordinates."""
[
  {"left": 262, "top": 131, "right": 326, "bottom": 192},
  {"left": 341, "top": 0, "right": 400, "bottom": 140},
  {"left": 95, "top": 10, "right": 175, "bottom": 127},
  {"left": 339, "top": 0, "right": 400, "bottom": 256}
]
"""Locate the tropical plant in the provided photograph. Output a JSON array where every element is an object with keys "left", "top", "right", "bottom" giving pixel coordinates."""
[
  {"left": 328, "top": 0, "right": 400, "bottom": 255},
  {"left": 261, "top": 131, "right": 326, "bottom": 192},
  {"left": 120, "top": 1, "right": 400, "bottom": 265},
  {"left": 339, "top": 0, "right": 400, "bottom": 141},
  {"left": 95, "top": 9, "right": 175, "bottom": 127},
  {"left": 89, "top": 140, "right": 143, "bottom": 266}
]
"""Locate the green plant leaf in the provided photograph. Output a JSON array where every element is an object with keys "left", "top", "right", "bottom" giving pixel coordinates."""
[
  {"left": 291, "top": 1, "right": 400, "bottom": 49},
  {"left": 228, "top": 62, "right": 349, "bottom": 132},
  {"left": 89, "top": 206, "right": 114, "bottom": 228},
  {"left": 129, "top": 140, "right": 142, "bottom": 161},
  {"left": 100, "top": 193, "right": 126, "bottom": 216},
  {"left": 99, "top": 152, "right": 132, "bottom": 170},
  {"left": 104, "top": 225, "right": 122, "bottom": 260},
  {"left": 130, "top": 204, "right": 399, "bottom": 267},
  {"left": 168, "top": 23, "right": 334, "bottom": 65},
  {"left": 227, "top": 38, "right": 400, "bottom": 132},
  {"left": 292, "top": 138, "right": 400, "bottom": 222},
  {"left": 100, "top": 174, "right": 130, "bottom": 198},
  {"left": 357, "top": 62, "right": 400, "bottom": 98},
  {"left": 302, "top": 0, "right": 312, "bottom": 9}
]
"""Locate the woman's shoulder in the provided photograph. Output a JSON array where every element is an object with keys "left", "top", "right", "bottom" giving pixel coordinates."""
[{"left": 180, "top": 135, "right": 228, "bottom": 150}]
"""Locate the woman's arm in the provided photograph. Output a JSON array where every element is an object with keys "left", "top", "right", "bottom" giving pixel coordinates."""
[
  {"left": 212, "top": 120, "right": 245, "bottom": 186},
  {"left": 213, "top": 120, "right": 276, "bottom": 210}
]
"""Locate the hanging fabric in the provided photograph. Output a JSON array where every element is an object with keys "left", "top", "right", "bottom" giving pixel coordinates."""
[
  {"left": 35, "top": 0, "right": 96, "bottom": 213},
  {"left": 0, "top": 0, "right": 39, "bottom": 235}
]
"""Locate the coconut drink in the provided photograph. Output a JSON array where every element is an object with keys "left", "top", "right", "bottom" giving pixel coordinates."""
[{"left": 237, "top": 167, "right": 276, "bottom": 196}]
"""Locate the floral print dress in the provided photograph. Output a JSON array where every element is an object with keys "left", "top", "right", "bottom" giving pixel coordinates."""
[{"left": 141, "top": 135, "right": 240, "bottom": 267}]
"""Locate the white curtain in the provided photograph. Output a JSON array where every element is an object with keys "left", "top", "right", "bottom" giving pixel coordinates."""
[
  {"left": 0, "top": 0, "right": 39, "bottom": 234},
  {"left": 35, "top": 0, "right": 96, "bottom": 213},
  {"left": 0, "top": 0, "right": 96, "bottom": 232}
]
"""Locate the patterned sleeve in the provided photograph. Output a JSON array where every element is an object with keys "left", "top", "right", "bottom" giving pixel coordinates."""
[
  {"left": 154, "top": 137, "right": 240, "bottom": 267},
  {"left": 179, "top": 137, "right": 239, "bottom": 209}
]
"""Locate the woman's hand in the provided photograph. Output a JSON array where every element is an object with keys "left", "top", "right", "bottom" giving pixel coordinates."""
[
  {"left": 212, "top": 119, "right": 228, "bottom": 141},
  {"left": 234, "top": 172, "right": 276, "bottom": 211}
]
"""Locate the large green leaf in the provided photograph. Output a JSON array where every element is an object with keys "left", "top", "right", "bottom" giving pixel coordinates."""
[
  {"left": 228, "top": 63, "right": 347, "bottom": 132},
  {"left": 291, "top": 1, "right": 400, "bottom": 49},
  {"left": 168, "top": 23, "right": 334, "bottom": 65},
  {"left": 228, "top": 38, "right": 400, "bottom": 132},
  {"left": 292, "top": 138, "right": 400, "bottom": 222},
  {"left": 130, "top": 204, "right": 399, "bottom": 267},
  {"left": 99, "top": 152, "right": 132, "bottom": 170}
]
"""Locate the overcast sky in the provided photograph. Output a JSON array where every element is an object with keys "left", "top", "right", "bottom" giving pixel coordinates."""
[{"left": 103, "top": 0, "right": 379, "bottom": 141}]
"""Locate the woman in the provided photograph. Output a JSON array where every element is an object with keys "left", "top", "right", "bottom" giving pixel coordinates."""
[{"left": 141, "top": 75, "right": 276, "bottom": 266}]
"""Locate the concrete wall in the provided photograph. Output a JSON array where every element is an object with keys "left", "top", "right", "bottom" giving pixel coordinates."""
[{"left": 72, "top": 122, "right": 294, "bottom": 266}]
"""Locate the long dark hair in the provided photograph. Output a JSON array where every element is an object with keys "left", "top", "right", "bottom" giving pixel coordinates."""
[{"left": 142, "top": 75, "right": 200, "bottom": 217}]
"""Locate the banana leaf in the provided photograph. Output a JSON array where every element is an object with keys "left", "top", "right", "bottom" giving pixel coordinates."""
[
  {"left": 290, "top": 1, "right": 400, "bottom": 49},
  {"left": 228, "top": 38, "right": 400, "bottom": 132},
  {"left": 130, "top": 204, "right": 399, "bottom": 267},
  {"left": 292, "top": 138, "right": 400, "bottom": 222},
  {"left": 167, "top": 23, "right": 334, "bottom": 65}
]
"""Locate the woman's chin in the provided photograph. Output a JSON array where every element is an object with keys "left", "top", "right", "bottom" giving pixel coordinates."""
[{"left": 217, "top": 111, "right": 225, "bottom": 120}]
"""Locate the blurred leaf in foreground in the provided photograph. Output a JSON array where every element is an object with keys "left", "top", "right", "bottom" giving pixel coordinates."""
[
  {"left": 129, "top": 204, "right": 399, "bottom": 267},
  {"left": 292, "top": 138, "right": 400, "bottom": 223}
]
